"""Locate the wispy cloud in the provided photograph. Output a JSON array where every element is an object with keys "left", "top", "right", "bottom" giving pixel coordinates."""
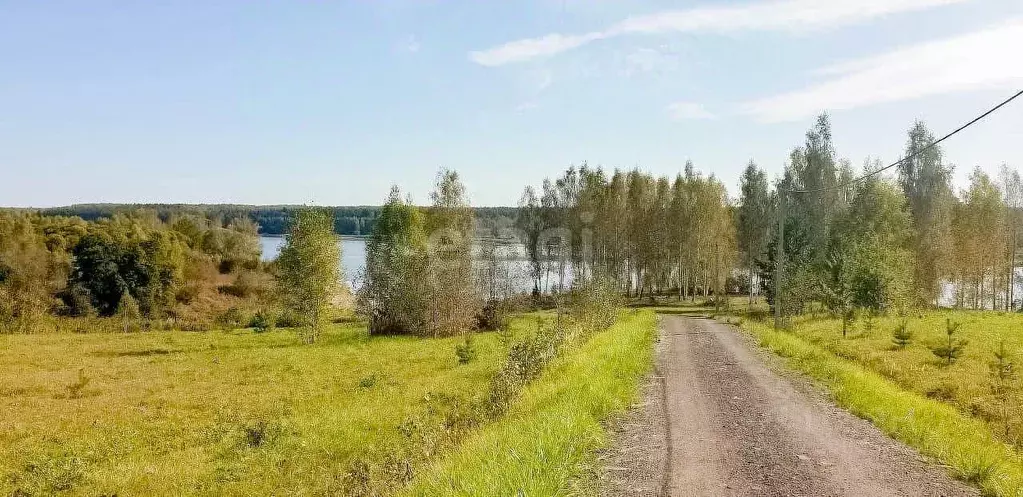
[
  {"left": 515, "top": 101, "right": 540, "bottom": 113},
  {"left": 667, "top": 102, "right": 716, "bottom": 120},
  {"left": 471, "top": 33, "right": 605, "bottom": 66},
  {"left": 469, "top": 0, "right": 968, "bottom": 66},
  {"left": 398, "top": 34, "right": 421, "bottom": 54},
  {"left": 740, "top": 19, "right": 1023, "bottom": 122},
  {"left": 620, "top": 46, "right": 681, "bottom": 77}
]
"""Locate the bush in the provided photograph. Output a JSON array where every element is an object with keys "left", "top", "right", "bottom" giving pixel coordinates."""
[
  {"left": 485, "top": 320, "right": 565, "bottom": 416},
  {"left": 455, "top": 335, "right": 478, "bottom": 364},
  {"left": 218, "top": 271, "right": 269, "bottom": 299},
  {"left": 892, "top": 320, "right": 913, "bottom": 349},
  {"left": 58, "top": 284, "right": 96, "bottom": 317},
  {"left": 569, "top": 275, "right": 621, "bottom": 334},
  {"left": 931, "top": 319, "right": 967, "bottom": 366},
  {"left": 216, "top": 307, "right": 250, "bottom": 329},
  {"left": 475, "top": 300, "right": 509, "bottom": 331},
  {"left": 174, "top": 283, "right": 201, "bottom": 305},
  {"left": 274, "top": 309, "right": 307, "bottom": 329},
  {"left": 250, "top": 309, "right": 276, "bottom": 333},
  {"left": 711, "top": 294, "right": 731, "bottom": 312}
]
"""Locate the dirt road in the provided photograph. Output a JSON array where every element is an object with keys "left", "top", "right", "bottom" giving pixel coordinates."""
[{"left": 599, "top": 315, "right": 978, "bottom": 497}]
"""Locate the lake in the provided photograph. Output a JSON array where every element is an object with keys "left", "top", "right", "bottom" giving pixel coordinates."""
[
  {"left": 259, "top": 236, "right": 551, "bottom": 292},
  {"left": 260, "top": 236, "right": 368, "bottom": 286}
]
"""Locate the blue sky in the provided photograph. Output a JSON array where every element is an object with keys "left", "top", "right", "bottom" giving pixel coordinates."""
[{"left": 2, "top": 0, "right": 1022, "bottom": 207}]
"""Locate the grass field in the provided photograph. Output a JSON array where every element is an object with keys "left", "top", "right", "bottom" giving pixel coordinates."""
[
  {"left": 0, "top": 310, "right": 657, "bottom": 496},
  {"left": 1, "top": 320, "right": 510, "bottom": 495}
]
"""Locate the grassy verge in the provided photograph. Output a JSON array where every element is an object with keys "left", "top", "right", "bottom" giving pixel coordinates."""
[
  {"left": 400, "top": 309, "right": 658, "bottom": 497},
  {"left": 739, "top": 318, "right": 1023, "bottom": 496}
]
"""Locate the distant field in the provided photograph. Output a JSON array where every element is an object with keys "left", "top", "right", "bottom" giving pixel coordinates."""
[{"left": 0, "top": 311, "right": 657, "bottom": 496}]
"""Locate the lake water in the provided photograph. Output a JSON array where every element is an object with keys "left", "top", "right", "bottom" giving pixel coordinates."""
[
  {"left": 260, "top": 236, "right": 368, "bottom": 287},
  {"left": 259, "top": 236, "right": 550, "bottom": 292}
]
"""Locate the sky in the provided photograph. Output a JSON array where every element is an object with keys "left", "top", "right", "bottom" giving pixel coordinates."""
[{"left": 1, "top": 0, "right": 1022, "bottom": 207}]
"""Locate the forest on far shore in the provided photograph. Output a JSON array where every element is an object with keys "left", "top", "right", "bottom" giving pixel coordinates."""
[{"left": 22, "top": 204, "right": 519, "bottom": 238}]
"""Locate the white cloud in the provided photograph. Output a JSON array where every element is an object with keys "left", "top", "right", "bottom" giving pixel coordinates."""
[
  {"left": 401, "top": 34, "right": 421, "bottom": 53},
  {"left": 741, "top": 19, "right": 1023, "bottom": 122},
  {"left": 470, "top": 33, "right": 605, "bottom": 66},
  {"left": 469, "top": 0, "right": 968, "bottom": 66},
  {"left": 620, "top": 46, "right": 680, "bottom": 77},
  {"left": 515, "top": 101, "right": 539, "bottom": 113},
  {"left": 667, "top": 101, "right": 716, "bottom": 120}
]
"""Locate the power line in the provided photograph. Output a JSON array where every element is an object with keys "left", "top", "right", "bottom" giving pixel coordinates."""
[{"left": 781, "top": 88, "right": 1023, "bottom": 194}]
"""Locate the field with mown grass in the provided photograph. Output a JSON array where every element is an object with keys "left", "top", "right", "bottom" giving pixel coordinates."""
[
  {"left": 0, "top": 310, "right": 657, "bottom": 496},
  {"left": 733, "top": 310, "right": 1023, "bottom": 496}
]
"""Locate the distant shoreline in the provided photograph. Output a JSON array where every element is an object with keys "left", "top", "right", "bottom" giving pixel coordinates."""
[{"left": 260, "top": 233, "right": 522, "bottom": 245}]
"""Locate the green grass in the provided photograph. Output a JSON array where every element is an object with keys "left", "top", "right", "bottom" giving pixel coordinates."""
[
  {"left": 1, "top": 310, "right": 658, "bottom": 496},
  {"left": 768, "top": 310, "right": 1023, "bottom": 440},
  {"left": 1, "top": 321, "right": 516, "bottom": 495},
  {"left": 400, "top": 309, "right": 657, "bottom": 497},
  {"left": 739, "top": 316, "right": 1023, "bottom": 496}
]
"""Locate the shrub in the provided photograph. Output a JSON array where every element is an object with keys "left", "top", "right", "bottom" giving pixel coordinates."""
[
  {"left": 216, "top": 307, "right": 249, "bottom": 329},
  {"left": 891, "top": 320, "right": 913, "bottom": 349},
  {"left": 174, "top": 283, "right": 201, "bottom": 305},
  {"left": 115, "top": 291, "right": 141, "bottom": 333},
  {"left": 358, "top": 373, "right": 378, "bottom": 389},
  {"left": 990, "top": 341, "right": 1017, "bottom": 437},
  {"left": 569, "top": 275, "right": 621, "bottom": 334},
  {"left": 250, "top": 309, "right": 276, "bottom": 333},
  {"left": 219, "top": 271, "right": 270, "bottom": 299},
  {"left": 485, "top": 320, "right": 565, "bottom": 416},
  {"left": 59, "top": 284, "right": 96, "bottom": 317},
  {"left": 931, "top": 318, "right": 967, "bottom": 366},
  {"left": 455, "top": 335, "right": 478, "bottom": 364},
  {"left": 274, "top": 309, "right": 307, "bottom": 329},
  {"left": 475, "top": 299, "right": 509, "bottom": 331}
]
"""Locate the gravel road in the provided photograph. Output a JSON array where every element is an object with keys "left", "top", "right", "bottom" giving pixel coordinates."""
[{"left": 599, "top": 315, "right": 978, "bottom": 497}]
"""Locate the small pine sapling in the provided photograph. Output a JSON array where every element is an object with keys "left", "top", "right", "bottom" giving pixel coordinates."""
[
  {"left": 862, "top": 312, "right": 875, "bottom": 336},
  {"left": 841, "top": 306, "right": 857, "bottom": 338},
  {"left": 931, "top": 318, "right": 967, "bottom": 366},
  {"left": 991, "top": 340, "right": 1017, "bottom": 438},
  {"left": 892, "top": 320, "right": 913, "bottom": 349},
  {"left": 455, "top": 334, "right": 477, "bottom": 364}
]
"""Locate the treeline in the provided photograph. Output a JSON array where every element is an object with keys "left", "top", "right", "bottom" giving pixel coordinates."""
[
  {"left": 515, "top": 163, "right": 735, "bottom": 300},
  {"left": 0, "top": 209, "right": 269, "bottom": 332},
  {"left": 33, "top": 204, "right": 518, "bottom": 237},
  {"left": 750, "top": 115, "right": 1023, "bottom": 315}
]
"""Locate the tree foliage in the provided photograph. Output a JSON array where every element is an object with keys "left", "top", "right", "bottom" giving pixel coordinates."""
[
  {"left": 359, "top": 186, "right": 430, "bottom": 335},
  {"left": 275, "top": 208, "right": 343, "bottom": 343},
  {"left": 425, "top": 169, "right": 481, "bottom": 337}
]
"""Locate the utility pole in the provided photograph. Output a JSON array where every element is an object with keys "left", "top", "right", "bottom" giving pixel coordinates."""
[{"left": 774, "top": 190, "right": 785, "bottom": 329}]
